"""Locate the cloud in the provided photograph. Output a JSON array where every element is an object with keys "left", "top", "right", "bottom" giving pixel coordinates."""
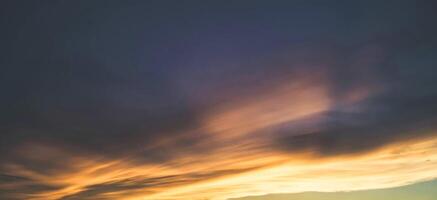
[
  {"left": 1, "top": 1, "right": 437, "bottom": 199},
  {"left": 275, "top": 93, "right": 437, "bottom": 157},
  {"left": 0, "top": 174, "right": 63, "bottom": 200},
  {"left": 2, "top": 43, "right": 437, "bottom": 199}
]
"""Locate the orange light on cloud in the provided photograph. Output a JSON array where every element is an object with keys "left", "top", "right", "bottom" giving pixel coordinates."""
[{"left": 203, "top": 74, "right": 332, "bottom": 140}]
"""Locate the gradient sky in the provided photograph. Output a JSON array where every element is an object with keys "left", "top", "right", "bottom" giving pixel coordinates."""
[{"left": 1, "top": 1, "right": 437, "bottom": 200}]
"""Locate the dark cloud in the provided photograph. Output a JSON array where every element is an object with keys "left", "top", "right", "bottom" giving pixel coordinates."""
[
  {"left": 0, "top": 174, "right": 63, "bottom": 200},
  {"left": 0, "top": 56, "right": 203, "bottom": 161},
  {"left": 275, "top": 92, "right": 437, "bottom": 156}
]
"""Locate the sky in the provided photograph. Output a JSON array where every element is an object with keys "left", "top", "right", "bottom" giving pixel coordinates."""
[
  {"left": 232, "top": 179, "right": 437, "bottom": 200},
  {"left": 1, "top": 0, "right": 437, "bottom": 200}
]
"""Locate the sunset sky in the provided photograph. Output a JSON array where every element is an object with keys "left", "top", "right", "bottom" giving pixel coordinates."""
[{"left": 1, "top": 1, "right": 437, "bottom": 200}]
